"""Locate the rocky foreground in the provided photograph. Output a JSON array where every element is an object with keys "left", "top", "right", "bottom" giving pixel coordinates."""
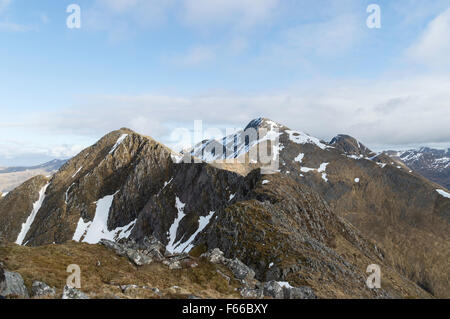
[{"left": 0, "top": 237, "right": 316, "bottom": 299}]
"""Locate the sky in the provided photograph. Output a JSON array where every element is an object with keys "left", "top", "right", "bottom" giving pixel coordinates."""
[{"left": 0, "top": 0, "right": 449, "bottom": 166}]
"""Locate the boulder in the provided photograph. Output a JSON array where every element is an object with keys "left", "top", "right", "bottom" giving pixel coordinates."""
[
  {"left": 62, "top": 285, "right": 89, "bottom": 299},
  {"left": 0, "top": 268, "right": 29, "bottom": 298},
  {"left": 225, "top": 258, "right": 256, "bottom": 282},
  {"left": 126, "top": 249, "right": 153, "bottom": 266},
  {"left": 32, "top": 281, "right": 56, "bottom": 297},
  {"left": 263, "top": 281, "right": 284, "bottom": 299},
  {"left": 168, "top": 261, "right": 182, "bottom": 270},
  {"left": 283, "top": 286, "right": 316, "bottom": 299},
  {"left": 201, "top": 248, "right": 226, "bottom": 264},
  {"left": 240, "top": 287, "right": 264, "bottom": 298},
  {"left": 120, "top": 284, "right": 140, "bottom": 293},
  {"left": 141, "top": 236, "right": 166, "bottom": 261},
  {"left": 201, "top": 248, "right": 257, "bottom": 286},
  {"left": 100, "top": 239, "right": 153, "bottom": 266}
]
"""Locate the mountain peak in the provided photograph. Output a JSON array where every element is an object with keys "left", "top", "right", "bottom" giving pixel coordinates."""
[
  {"left": 329, "top": 134, "right": 374, "bottom": 157},
  {"left": 244, "top": 117, "right": 286, "bottom": 131}
]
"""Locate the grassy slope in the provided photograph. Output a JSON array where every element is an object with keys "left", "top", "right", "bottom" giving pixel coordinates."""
[{"left": 0, "top": 241, "right": 241, "bottom": 299}]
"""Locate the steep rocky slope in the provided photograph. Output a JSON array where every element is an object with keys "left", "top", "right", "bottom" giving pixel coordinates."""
[
  {"left": 0, "top": 159, "right": 65, "bottom": 193},
  {"left": 0, "top": 175, "right": 49, "bottom": 243}
]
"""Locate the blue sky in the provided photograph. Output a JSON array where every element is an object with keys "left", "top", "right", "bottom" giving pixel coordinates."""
[{"left": 0, "top": 0, "right": 449, "bottom": 166}]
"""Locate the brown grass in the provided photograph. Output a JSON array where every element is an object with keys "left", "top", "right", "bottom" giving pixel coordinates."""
[{"left": 0, "top": 241, "right": 241, "bottom": 299}]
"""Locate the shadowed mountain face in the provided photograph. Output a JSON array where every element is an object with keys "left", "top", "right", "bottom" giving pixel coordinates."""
[
  {"left": 385, "top": 148, "right": 450, "bottom": 190},
  {"left": 0, "top": 119, "right": 448, "bottom": 298},
  {"left": 329, "top": 135, "right": 375, "bottom": 158}
]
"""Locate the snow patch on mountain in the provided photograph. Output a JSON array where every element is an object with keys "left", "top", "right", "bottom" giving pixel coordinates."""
[
  {"left": 166, "top": 197, "right": 186, "bottom": 253},
  {"left": 16, "top": 183, "right": 50, "bottom": 245},
  {"left": 318, "top": 163, "right": 329, "bottom": 172},
  {"left": 72, "top": 218, "right": 92, "bottom": 242},
  {"left": 299, "top": 163, "right": 329, "bottom": 182},
  {"left": 285, "top": 130, "right": 329, "bottom": 150},
  {"left": 72, "top": 166, "right": 83, "bottom": 178},
  {"left": 174, "top": 211, "right": 215, "bottom": 253},
  {"left": 277, "top": 281, "right": 294, "bottom": 289},
  {"left": 436, "top": 189, "right": 450, "bottom": 199},
  {"left": 72, "top": 191, "right": 136, "bottom": 244},
  {"left": 109, "top": 134, "right": 128, "bottom": 155},
  {"left": 294, "top": 153, "right": 305, "bottom": 163}
]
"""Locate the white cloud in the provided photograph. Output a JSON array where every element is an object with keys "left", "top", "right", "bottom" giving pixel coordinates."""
[
  {"left": 407, "top": 7, "right": 450, "bottom": 67},
  {"left": 270, "top": 14, "right": 362, "bottom": 59},
  {"left": 182, "top": 0, "right": 279, "bottom": 28},
  {"left": 0, "top": 0, "right": 34, "bottom": 32},
  {"left": 168, "top": 45, "right": 216, "bottom": 66},
  {"left": 19, "top": 74, "right": 449, "bottom": 152},
  {"left": 0, "top": 0, "right": 11, "bottom": 13},
  {"left": 0, "top": 21, "right": 32, "bottom": 32},
  {"left": 86, "top": 0, "right": 174, "bottom": 32},
  {"left": 86, "top": 0, "right": 279, "bottom": 33},
  {"left": 0, "top": 140, "right": 85, "bottom": 160},
  {"left": 2, "top": 74, "right": 449, "bottom": 161}
]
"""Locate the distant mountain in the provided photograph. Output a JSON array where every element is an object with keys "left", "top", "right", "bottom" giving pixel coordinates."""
[
  {"left": 385, "top": 148, "right": 450, "bottom": 189},
  {"left": 0, "top": 159, "right": 66, "bottom": 193},
  {"left": 0, "top": 159, "right": 67, "bottom": 174},
  {"left": 0, "top": 119, "right": 449, "bottom": 299}
]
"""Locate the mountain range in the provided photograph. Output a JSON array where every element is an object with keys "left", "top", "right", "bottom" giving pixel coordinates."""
[
  {"left": 0, "top": 118, "right": 448, "bottom": 299},
  {"left": 0, "top": 159, "right": 66, "bottom": 194},
  {"left": 385, "top": 148, "right": 449, "bottom": 189}
]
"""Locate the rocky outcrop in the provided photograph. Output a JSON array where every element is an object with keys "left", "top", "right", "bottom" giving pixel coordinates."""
[
  {"left": 329, "top": 134, "right": 374, "bottom": 158},
  {"left": 283, "top": 285, "right": 316, "bottom": 299},
  {"left": 101, "top": 237, "right": 200, "bottom": 271},
  {"left": 31, "top": 281, "right": 56, "bottom": 297},
  {"left": 262, "top": 281, "right": 284, "bottom": 299},
  {"left": 100, "top": 236, "right": 166, "bottom": 266},
  {"left": 62, "top": 285, "right": 89, "bottom": 299},
  {"left": 0, "top": 267, "right": 29, "bottom": 298},
  {"left": 201, "top": 249, "right": 316, "bottom": 299},
  {"left": 201, "top": 249, "right": 256, "bottom": 285}
]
